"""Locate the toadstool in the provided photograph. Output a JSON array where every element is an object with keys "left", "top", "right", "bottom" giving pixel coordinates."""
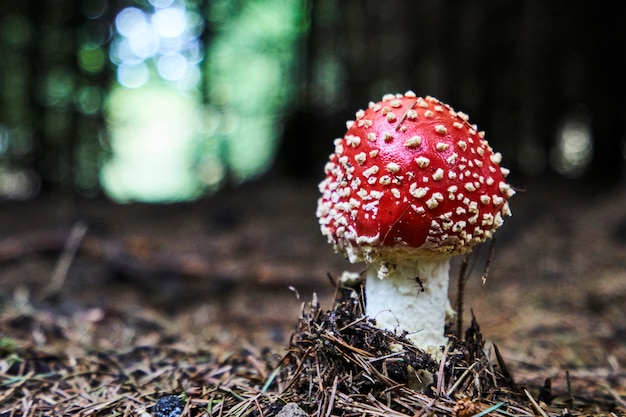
[{"left": 316, "top": 92, "right": 514, "bottom": 357}]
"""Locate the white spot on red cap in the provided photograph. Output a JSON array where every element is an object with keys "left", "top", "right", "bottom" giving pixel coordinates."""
[
  {"left": 432, "top": 168, "right": 444, "bottom": 181},
  {"left": 405, "top": 136, "right": 422, "bottom": 148},
  {"left": 415, "top": 156, "right": 430, "bottom": 168},
  {"left": 492, "top": 195, "right": 504, "bottom": 205},
  {"left": 345, "top": 135, "right": 361, "bottom": 147},
  {"left": 437, "top": 124, "right": 452, "bottom": 135},
  {"left": 464, "top": 182, "right": 477, "bottom": 192},
  {"left": 426, "top": 193, "right": 444, "bottom": 209},
  {"left": 386, "top": 162, "right": 401, "bottom": 173},
  {"left": 446, "top": 153, "right": 458, "bottom": 165},
  {"left": 363, "top": 165, "right": 379, "bottom": 178},
  {"left": 354, "top": 152, "right": 367, "bottom": 165},
  {"left": 409, "top": 184, "right": 428, "bottom": 198}
]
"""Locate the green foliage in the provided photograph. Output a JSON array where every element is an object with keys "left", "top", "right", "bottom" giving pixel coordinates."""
[{"left": 204, "top": 0, "right": 307, "bottom": 182}]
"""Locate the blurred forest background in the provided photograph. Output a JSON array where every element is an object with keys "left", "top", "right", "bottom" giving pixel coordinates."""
[{"left": 0, "top": 0, "right": 625, "bottom": 203}]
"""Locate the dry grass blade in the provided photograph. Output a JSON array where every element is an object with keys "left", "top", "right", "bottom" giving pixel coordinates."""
[
  {"left": 525, "top": 388, "right": 550, "bottom": 417},
  {"left": 41, "top": 220, "right": 89, "bottom": 300}
]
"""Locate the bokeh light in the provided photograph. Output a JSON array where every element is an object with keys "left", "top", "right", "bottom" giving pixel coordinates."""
[
  {"left": 128, "top": 26, "right": 159, "bottom": 59},
  {"left": 102, "top": 84, "right": 204, "bottom": 202},
  {"left": 157, "top": 53, "right": 187, "bottom": 81},
  {"left": 152, "top": 7, "right": 187, "bottom": 38},
  {"left": 75, "top": 86, "right": 104, "bottom": 115},
  {"left": 116, "top": 63, "right": 150, "bottom": 89},
  {"left": 551, "top": 106, "right": 593, "bottom": 178},
  {"left": 150, "top": 0, "right": 176, "bottom": 8},
  {"left": 112, "top": 3, "right": 202, "bottom": 90},
  {"left": 78, "top": 46, "right": 106, "bottom": 74},
  {"left": 0, "top": 167, "right": 40, "bottom": 200},
  {"left": 39, "top": 67, "right": 75, "bottom": 108},
  {"left": 115, "top": 7, "right": 147, "bottom": 38}
]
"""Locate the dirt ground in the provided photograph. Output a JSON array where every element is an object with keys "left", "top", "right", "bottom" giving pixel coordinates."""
[{"left": 1, "top": 175, "right": 625, "bottom": 411}]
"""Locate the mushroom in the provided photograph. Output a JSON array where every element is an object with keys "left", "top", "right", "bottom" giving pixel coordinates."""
[{"left": 316, "top": 92, "right": 514, "bottom": 357}]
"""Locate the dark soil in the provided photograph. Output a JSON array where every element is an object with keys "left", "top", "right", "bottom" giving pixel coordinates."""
[{"left": 0, "top": 176, "right": 625, "bottom": 415}]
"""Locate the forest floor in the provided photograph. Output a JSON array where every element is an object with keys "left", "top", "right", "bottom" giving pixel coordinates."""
[{"left": 0, "top": 175, "right": 625, "bottom": 416}]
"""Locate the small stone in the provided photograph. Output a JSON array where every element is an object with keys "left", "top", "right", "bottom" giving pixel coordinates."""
[
  {"left": 276, "top": 403, "right": 308, "bottom": 417},
  {"left": 153, "top": 395, "right": 184, "bottom": 417}
]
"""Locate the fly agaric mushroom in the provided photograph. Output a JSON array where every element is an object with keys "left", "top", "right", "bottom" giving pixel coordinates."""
[{"left": 316, "top": 92, "right": 514, "bottom": 357}]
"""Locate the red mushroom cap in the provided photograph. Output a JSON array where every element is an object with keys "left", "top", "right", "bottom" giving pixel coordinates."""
[{"left": 316, "top": 92, "right": 514, "bottom": 263}]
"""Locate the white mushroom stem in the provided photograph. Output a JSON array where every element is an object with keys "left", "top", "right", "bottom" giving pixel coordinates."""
[{"left": 365, "top": 256, "right": 454, "bottom": 358}]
